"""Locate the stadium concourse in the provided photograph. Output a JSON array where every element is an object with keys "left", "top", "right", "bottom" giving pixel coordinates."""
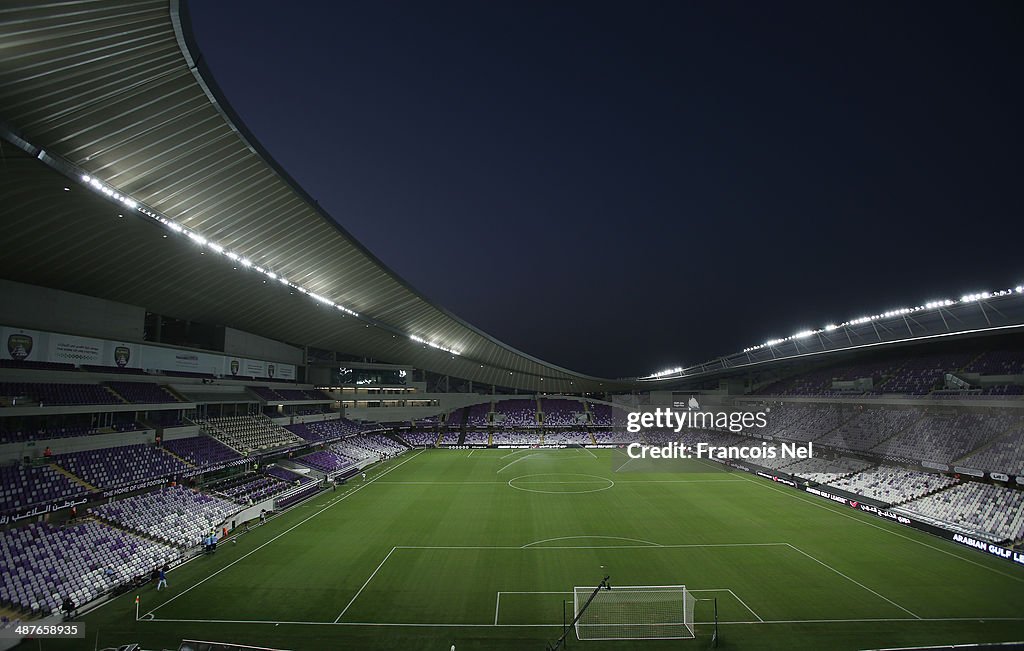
[{"left": 1, "top": 1, "right": 1024, "bottom": 650}]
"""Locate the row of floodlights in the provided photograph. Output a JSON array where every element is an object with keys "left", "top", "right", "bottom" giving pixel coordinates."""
[
  {"left": 79, "top": 173, "right": 462, "bottom": 356},
  {"left": 643, "top": 284, "right": 1024, "bottom": 378},
  {"left": 409, "top": 334, "right": 462, "bottom": 356},
  {"left": 640, "top": 366, "right": 684, "bottom": 380},
  {"left": 742, "top": 286, "right": 1024, "bottom": 353}
]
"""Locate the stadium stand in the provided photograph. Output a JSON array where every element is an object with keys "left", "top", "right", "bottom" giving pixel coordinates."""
[
  {"left": 0, "top": 521, "right": 177, "bottom": 615},
  {"left": 398, "top": 430, "right": 437, "bottom": 446},
  {"left": 965, "top": 349, "right": 1024, "bottom": 375},
  {"left": 105, "top": 382, "right": 182, "bottom": 404},
  {"left": 0, "top": 463, "right": 89, "bottom": 515},
  {"left": 297, "top": 449, "right": 358, "bottom": 474},
  {"left": 465, "top": 403, "right": 491, "bottom": 427},
  {"left": 207, "top": 473, "right": 300, "bottom": 504},
  {"left": 541, "top": 398, "right": 584, "bottom": 426},
  {"left": 814, "top": 407, "right": 923, "bottom": 452},
  {"left": 895, "top": 482, "right": 1024, "bottom": 543},
  {"left": 162, "top": 436, "right": 242, "bottom": 468},
  {"left": 826, "top": 466, "right": 958, "bottom": 505},
  {"left": 543, "top": 430, "right": 592, "bottom": 444},
  {"left": 285, "top": 419, "right": 364, "bottom": 444},
  {"left": 89, "top": 485, "right": 239, "bottom": 547},
  {"left": 0, "top": 382, "right": 121, "bottom": 406},
  {"left": 495, "top": 399, "right": 538, "bottom": 427},
  {"left": 879, "top": 353, "right": 976, "bottom": 395},
  {"left": 592, "top": 430, "right": 630, "bottom": 443},
  {"left": 957, "top": 429, "right": 1024, "bottom": 476},
  {"left": 1, "top": 423, "right": 97, "bottom": 444},
  {"left": 589, "top": 403, "right": 614, "bottom": 426},
  {"left": 197, "top": 415, "right": 305, "bottom": 454},
  {"left": 52, "top": 445, "right": 192, "bottom": 490},
  {"left": 266, "top": 465, "right": 308, "bottom": 482},
  {"left": 870, "top": 410, "right": 1020, "bottom": 464},
  {"left": 491, "top": 431, "right": 540, "bottom": 445},
  {"left": 780, "top": 456, "right": 873, "bottom": 484},
  {"left": 760, "top": 403, "right": 851, "bottom": 441}
]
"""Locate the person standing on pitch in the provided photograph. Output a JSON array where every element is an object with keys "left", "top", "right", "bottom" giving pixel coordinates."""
[
  {"left": 61, "top": 596, "right": 75, "bottom": 620},
  {"left": 156, "top": 567, "right": 167, "bottom": 591}
]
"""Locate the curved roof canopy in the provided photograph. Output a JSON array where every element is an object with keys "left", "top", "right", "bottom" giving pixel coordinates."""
[{"left": 0, "top": 0, "right": 631, "bottom": 392}]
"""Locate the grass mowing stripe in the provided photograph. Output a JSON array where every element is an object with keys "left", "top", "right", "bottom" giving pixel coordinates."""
[
  {"left": 785, "top": 543, "right": 920, "bottom": 619},
  {"left": 144, "top": 449, "right": 424, "bottom": 618}
]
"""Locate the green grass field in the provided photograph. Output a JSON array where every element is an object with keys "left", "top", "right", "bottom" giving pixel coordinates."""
[{"left": 29, "top": 449, "right": 1024, "bottom": 651}]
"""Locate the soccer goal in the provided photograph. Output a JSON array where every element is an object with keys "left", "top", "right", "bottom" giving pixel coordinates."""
[{"left": 573, "top": 584, "right": 695, "bottom": 641}]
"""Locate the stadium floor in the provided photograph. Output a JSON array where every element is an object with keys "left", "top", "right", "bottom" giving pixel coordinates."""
[{"left": 28, "top": 448, "right": 1024, "bottom": 650}]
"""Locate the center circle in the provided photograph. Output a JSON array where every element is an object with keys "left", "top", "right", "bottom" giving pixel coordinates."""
[{"left": 507, "top": 473, "right": 615, "bottom": 494}]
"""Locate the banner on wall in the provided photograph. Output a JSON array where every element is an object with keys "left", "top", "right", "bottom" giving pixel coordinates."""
[
  {"left": 223, "top": 356, "right": 295, "bottom": 380},
  {"left": 1, "top": 325, "right": 296, "bottom": 379},
  {"left": 143, "top": 346, "right": 224, "bottom": 376}
]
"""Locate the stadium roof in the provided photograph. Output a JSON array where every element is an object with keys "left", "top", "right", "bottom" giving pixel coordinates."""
[
  {"left": 0, "top": 0, "right": 632, "bottom": 393},
  {"left": 2, "top": 1, "right": 1022, "bottom": 394}
]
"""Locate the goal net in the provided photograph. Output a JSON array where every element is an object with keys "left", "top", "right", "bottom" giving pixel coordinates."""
[{"left": 573, "top": 584, "right": 695, "bottom": 640}]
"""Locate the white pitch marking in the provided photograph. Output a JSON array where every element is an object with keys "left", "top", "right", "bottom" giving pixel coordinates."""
[
  {"left": 520, "top": 535, "right": 662, "bottom": 548},
  {"left": 140, "top": 615, "right": 1024, "bottom": 627},
  {"left": 335, "top": 546, "right": 398, "bottom": 623},
  {"left": 143, "top": 450, "right": 424, "bottom": 618},
  {"left": 496, "top": 453, "right": 547, "bottom": 473},
  {"left": 726, "top": 588, "right": 763, "bottom": 622},
  {"left": 394, "top": 542, "right": 788, "bottom": 550},
  {"left": 708, "top": 458, "right": 1024, "bottom": 585},
  {"left": 785, "top": 543, "right": 920, "bottom": 620}
]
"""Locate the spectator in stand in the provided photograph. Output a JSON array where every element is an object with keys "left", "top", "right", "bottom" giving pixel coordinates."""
[{"left": 43, "top": 446, "right": 52, "bottom": 458}]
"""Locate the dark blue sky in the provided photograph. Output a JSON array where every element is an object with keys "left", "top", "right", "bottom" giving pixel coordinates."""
[{"left": 188, "top": 1, "right": 1023, "bottom": 378}]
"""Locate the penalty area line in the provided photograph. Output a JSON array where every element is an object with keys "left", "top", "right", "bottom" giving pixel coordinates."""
[
  {"left": 334, "top": 546, "right": 397, "bottom": 623},
  {"left": 785, "top": 543, "right": 920, "bottom": 620}
]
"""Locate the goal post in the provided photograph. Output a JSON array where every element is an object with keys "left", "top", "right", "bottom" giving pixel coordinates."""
[{"left": 573, "top": 584, "right": 695, "bottom": 641}]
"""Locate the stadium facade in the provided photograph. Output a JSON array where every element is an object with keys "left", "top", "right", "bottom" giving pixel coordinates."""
[{"left": 1, "top": 2, "right": 1024, "bottom": 650}]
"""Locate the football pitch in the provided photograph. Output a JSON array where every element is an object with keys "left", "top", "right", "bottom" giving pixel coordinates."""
[{"left": 38, "top": 449, "right": 1024, "bottom": 651}]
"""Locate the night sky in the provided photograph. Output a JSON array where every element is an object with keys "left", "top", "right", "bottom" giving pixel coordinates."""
[{"left": 188, "top": 1, "right": 1024, "bottom": 379}]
